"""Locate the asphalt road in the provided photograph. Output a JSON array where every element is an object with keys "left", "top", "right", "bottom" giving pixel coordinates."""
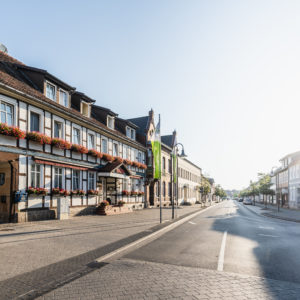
[{"left": 126, "top": 199, "right": 300, "bottom": 284}]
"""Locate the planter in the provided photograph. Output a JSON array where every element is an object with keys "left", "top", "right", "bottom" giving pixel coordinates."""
[{"left": 96, "top": 204, "right": 132, "bottom": 216}]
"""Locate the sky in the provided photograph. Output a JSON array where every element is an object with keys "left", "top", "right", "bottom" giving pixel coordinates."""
[{"left": 1, "top": 0, "right": 300, "bottom": 190}]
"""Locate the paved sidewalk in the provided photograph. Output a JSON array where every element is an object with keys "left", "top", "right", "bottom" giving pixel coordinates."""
[
  {"left": 37, "top": 258, "right": 300, "bottom": 300},
  {"left": 244, "top": 202, "right": 300, "bottom": 223},
  {"left": 0, "top": 204, "right": 211, "bottom": 299}
]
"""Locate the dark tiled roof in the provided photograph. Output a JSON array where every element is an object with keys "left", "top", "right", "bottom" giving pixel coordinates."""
[
  {"left": 161, "top": 135, "right": 173, "bottom": 148},
  {"left": 127, "top": 116, "right": 149, "bottom": 135},
  {"left": 0, "top": 69, "right": 145, "bottom": 148},
  {"left": 98, "top": 161, "right": 131, "bottom": 175}
]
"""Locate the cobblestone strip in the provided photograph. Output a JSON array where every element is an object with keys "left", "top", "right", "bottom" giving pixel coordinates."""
[
  {"left": 38, "top": 258, "right": 300, "bottom": 300},
  {"left": 0, "top": 208, "right": 206, "bottom": 300}
]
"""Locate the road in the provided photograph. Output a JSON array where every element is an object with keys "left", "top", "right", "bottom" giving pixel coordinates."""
[{"left": 30, "top": 201, "right": 300, "bottom": 298}]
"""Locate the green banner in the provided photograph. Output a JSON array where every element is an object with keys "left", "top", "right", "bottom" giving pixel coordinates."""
[
  {"left": 172, "top": 153, "right": 177, "bottom": 183},
  {"left": 151, "top": 140, "right": 161, "bottom": 179}
]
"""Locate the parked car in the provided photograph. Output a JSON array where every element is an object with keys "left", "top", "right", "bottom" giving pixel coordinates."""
[
  {"left": 238, "top": 198, "right": 243, "bottom": 202},
  {"left": 243, "top": 198, "right": 252, "bottom": 205}
]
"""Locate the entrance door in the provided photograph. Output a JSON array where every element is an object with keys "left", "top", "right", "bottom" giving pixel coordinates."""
[
  {"left": 0, "top": 162, "right": 11, "bottom": 223},
  {"left": 183, "top": 186, "right": 188, "bottom": 202}
]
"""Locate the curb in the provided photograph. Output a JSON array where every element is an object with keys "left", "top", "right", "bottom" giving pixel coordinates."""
[{"left": 95, "top": 201, "right": 223, "bottom": 263}]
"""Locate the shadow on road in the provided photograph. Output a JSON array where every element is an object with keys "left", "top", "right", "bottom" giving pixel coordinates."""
[{"left": 211, "top": 201, "right": 300, "bottom": 299}]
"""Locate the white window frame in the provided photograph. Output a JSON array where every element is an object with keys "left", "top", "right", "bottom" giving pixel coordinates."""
[
  {"left": 101, "top": 137, "right": 108, "bottom": 153},
  {"left": 113, "top": 142, "right": 119, "bottom": 157},
  {"left": 72, "top": 170, "right": 81, "bottom": 190},
  {"left": 28, "top": 106, "right": 44, "bottom": 133},
  {"left": 0, "top": 101, "right": 14, "bottom": 126},
  {"left": 87, "top": 133, "right": 95, "bottom": 150},
  {"left": 81, "top": 101, "right": 90, "bottom": 117},
  {"left": 45, "top": 81, "right": 57, "bottom": 101},
  {"left": 59, "top": 88, "right": 69, "bottom": 107},
  {"left": 54, "top": 167, "right": 63, "bottom": 189},
  {"left": 30, "top": 163, "right": 42, "bottom": 188},
  {"left": 30, "top": 111, "right": 41, "bottom": 132},
  {"left": 88, "top": 172, "right": 96, "bottom": 190},
  {"left": 107, "top": 115, "right": 115, "bottom": 130},
  {"left": 53, "top": 120, "right": 63, "bottom": 138},
  {"left": 72, "top": 125, "right": 81, "bottom": 145},
  {"left": 0, "top": 95, "right": 17, "bottom": 126}
]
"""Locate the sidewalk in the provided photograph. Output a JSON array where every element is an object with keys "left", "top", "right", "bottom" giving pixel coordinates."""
[
  {"left": 0, "top": 204, "right": 206, "bottom": 283},
  {"left": 244, "top": 202, "right": 300, "bottom": 223}
]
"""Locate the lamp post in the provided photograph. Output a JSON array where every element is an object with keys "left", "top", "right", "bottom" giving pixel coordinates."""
[{"left": 171, "top": 143, "right": 187, "bottom": 219}]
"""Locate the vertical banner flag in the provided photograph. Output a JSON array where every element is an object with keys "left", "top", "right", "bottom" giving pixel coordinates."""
[
  {"left": 172, "top": 152, "right": 177, "bottom": 183},
  {"left": 151, "top": 115, "right": 161, "bottom": 179}
]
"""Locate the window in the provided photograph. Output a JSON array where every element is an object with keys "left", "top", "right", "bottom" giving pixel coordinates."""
[
  {"left": 30, "top": 112, "right": 40, "bottom": 132},
  {"left": 46, "top": 82, "right": 56, "bottom": 100},
  {"left": 168, "top": 182, "right": 172, "bottom": 197},
  {"left": 0, "top": 102, "right": 13, "bottom": 125},
  {"left": 131, "top": 129, "right": 135, "bottom": 140},
  {"left": 88, "top": 172, "right": 95, "bottom": 190},
  {"left": 163, "top": 182, "right": 166, "bottom": 197},
  {"left": 73, "top": 128, "right": 80, "bottom": 144},
  {"left": 31, "top": 164, "right": 41, "bottom": 188},
  {"left": 168, "top": 159, "right": 172, "bottom": 173},
  {"left": 126, "top": 127, "right": 136, "bottom": 140},
  {"left": 138, "top": 152, "right": 142, "bottom": 163},
  {"left": 102, "top": 138, "right": 108, "bottom": 153},
  {"left": 126, "top": 127, "right": 131, "bottom": 137},
  {"left": 88, "top": 134, "right": 95, "bottom": 149},
  {"left": 113, "top": 143, "right": 118, "bottom": 156},
  {"left": 59, "top": 90, "right": 68, "bottom": 107},
  {"left": 162, "top": 157, "right": 166, "bottom": 171},
  {"left": 156, "top": 182, "right": 160, "bottom": 197},
  {"left": 54, "top": 167, "right": 63, "bottom": 189},
  {"left": 72, "top": 170, "right": 80, "bottom": 190},
  {"left": 107, "top": 116, "right": 114, "bottom": 129},
  {"left": 81, "top": 102, "right": 89, "bottom": 117},
  {"left": 54, "top": 121, "right": 63, "bottom": 138}
]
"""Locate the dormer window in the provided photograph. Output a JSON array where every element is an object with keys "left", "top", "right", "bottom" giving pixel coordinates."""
[
  {"left": 126, "top": 126, "right": 136, "bottom": 140},
  {"left": 107, "top": 115, "right": 115, "bottom": 129},
  {"left": 81, "top": 101, "right": 90, "bottom": 117},
  {"left": 59, "top": 89, "right": 69, "bottom": 107},
  {"left": 46, "top": 82, "right": 56, "bottom": 101}
]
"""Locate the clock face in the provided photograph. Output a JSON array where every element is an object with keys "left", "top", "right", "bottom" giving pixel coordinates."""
[{"left": 0, "top": 173, "right": 5, "bottom": 186}]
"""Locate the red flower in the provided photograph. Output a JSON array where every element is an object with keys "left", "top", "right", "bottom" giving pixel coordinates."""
[
  {"left": 102, "top": 153, "right": 113, "bottom": 162},
  {"left": 124, "top": 159, "right": 133, "bottom": 166},
  {"left": 114, "top": 156, "right": 123, "bottom": 164},
  {"left": 0, "top": 123, "right": 26, "bottom": 139},
  {"left": 71, "top": 144, "right": 88, "bottom": 154},
  {"left": 52, "top": 138, "right": 71, "bottom": 150}
]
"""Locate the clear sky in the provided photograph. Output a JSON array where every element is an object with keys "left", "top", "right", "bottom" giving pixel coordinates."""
[{"left": 1, "top": 0, "right": 300, "bottom": 190}]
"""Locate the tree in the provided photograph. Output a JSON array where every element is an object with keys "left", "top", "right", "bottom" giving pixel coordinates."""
[
  {"left": 200, "top": 175, "right": 211, "bottom": 202},
  {"left": 257, "top": 173, "right": 273, "bottom": 207},
  {"left": 248, "top": 180, "right": 259, "bottom": 206}
]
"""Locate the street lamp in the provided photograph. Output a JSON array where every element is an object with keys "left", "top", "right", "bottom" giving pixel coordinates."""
[{"left": 172, "top": 143, "right": 187, "bottom": 219}]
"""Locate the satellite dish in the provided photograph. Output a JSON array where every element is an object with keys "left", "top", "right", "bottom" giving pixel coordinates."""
[{"left": 0, "top": 44, "right": 8, "bottom": 53}]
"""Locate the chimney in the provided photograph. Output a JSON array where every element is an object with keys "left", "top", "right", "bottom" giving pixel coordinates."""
[
  {"left": 149, "top": 108, "right": 154, "bottom": 121},
  {"left": 0, "top": 44, "right": 8, "bottom": 53}
]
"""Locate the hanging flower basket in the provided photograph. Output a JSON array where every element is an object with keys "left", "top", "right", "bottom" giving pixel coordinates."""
[
  {"left": 51, "top": 138, "right": 71, "bottom": 150},
  {"left": 26, "top": 131, "right": 52, "bottom": 145},
  {"left": 0, "top": 123, "right": 26, "bottom": 139},
  {"left": 71, "top": 144, "right": 88, "bottom": 154}
]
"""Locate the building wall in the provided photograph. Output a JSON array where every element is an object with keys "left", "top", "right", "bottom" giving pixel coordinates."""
[{"left": 178, "top": 158, "right": 201, "bottom": 204}]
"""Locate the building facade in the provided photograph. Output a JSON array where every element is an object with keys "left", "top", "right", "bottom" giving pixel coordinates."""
[{"left": 0, "top": 50, "right": 147, "bottom": 223}]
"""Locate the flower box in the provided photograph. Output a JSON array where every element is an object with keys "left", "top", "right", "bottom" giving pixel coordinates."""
[
  {"left": 51, "top": 138, "right": 71, "bottom": 150},
  {"left": 122, "top": 190, "right": 131, "bottom": 196},
  {"left": 0, "top": 123, "right": 26, "bottom": 139},
  {"left": 71, "top": 144, "right": 88, "bottom": 154},
  {"left": 26, "top": 131, "right": 52, "bottom": 145},
  {"left": 52, "top": 188, "right": 69, "bottom": 196},
  {"left": 114, "top": 156, "right": 123, "bottom": 164},
  {"left": 27, "top": 187, "right": 48, "bottom": 196},
  {"left": 88, "top": 149, "right": 103, "bottom": 159},
  {"left": 87, "top": 189, "right": 99, "bottom": 195},
  {"left": 124, "top": 159, "right": 133, "bottom": 166},
  {"left": 102, "top": 153, "right": 113, "bottom": 162}
]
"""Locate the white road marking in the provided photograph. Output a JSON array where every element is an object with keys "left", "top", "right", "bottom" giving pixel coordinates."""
[
  {"left": 258, "top": 233, "right": 279, "bottom": 238},
  {"left": 259, "top": 226, "right": 274, "bottom": 230},
  {"left": 188, "top": 221, "right": 196, "bottom": 225},
  {"left": 217, "top": 231, "right": 227, "bottom": 272}
]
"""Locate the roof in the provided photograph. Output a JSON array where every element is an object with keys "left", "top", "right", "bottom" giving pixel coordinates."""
[
  {"left": 93, "top": 104, "right": 118, "bottom": 117},
  {"left": 0, "top": 69, "right": 145, "bottom": 149},
  {"left": 127, "top": 116, "right": 149, "bottom": 135},
  {"left": 98, "top": 161, "right": 131, "bottom": 175},
  {"left": 0, "top": 51, "right": 25, "bottom": 65},
  {"left": 280, "top": 150, "right": 300, "bottom": 161},
  {"left": 161, "top": 135, "right": 173, "bottom": 148}
]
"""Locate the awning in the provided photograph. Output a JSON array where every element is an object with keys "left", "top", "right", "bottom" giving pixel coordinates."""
[{"left": 34, "top": 158, "right": 90, "bottom": 171}]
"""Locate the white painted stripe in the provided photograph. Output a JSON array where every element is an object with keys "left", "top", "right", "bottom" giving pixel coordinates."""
[
  {"left": 259, "top": 226, "right": 274, "bottom": 230},
  {"left": 188, "top": 221, "right": 196, "bottom": 225},
  {"left": 95, "top": 202, "right": 223, "bottom": 263},
  {"left": 217, "top": 231, "right": 227, "bottom": 271},
  {"left": 258, "top": 233, "right": 279, "bottom": 238}
]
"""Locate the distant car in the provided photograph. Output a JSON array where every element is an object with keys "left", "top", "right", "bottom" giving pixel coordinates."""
[
  {"left": 243, "top": 198, "right": 252, "bottom": 205},
  {"left": 238, "top": 198, "right": 243, "bottom": 202}
]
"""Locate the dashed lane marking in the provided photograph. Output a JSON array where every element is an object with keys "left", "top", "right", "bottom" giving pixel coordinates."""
[{"left": 217, "top": 231, "right": 227, "bottom": 272}]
